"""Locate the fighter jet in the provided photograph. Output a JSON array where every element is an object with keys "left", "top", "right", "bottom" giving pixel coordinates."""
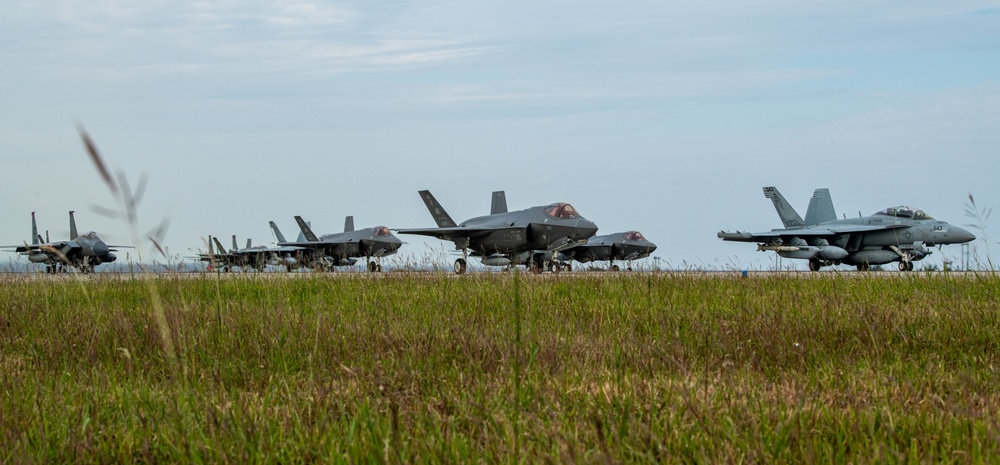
[
  {"left": 276, "top": 215, "right": 402, "bottom": 272},
  {"left": 198, "top": 235, "right": 300, "bottom": 272},
  {"left": 396, "top": 190, "right": 599, "bottom": 274},
  {"left": 558, "top": 231, "right": 658, "bottom": 271},
  {"left": 718, "top": 186, "right": 976, "bottom": 271},
  {"left": 491, "top": 191, "right": 655, "bottom": 272},
  {"left": 4, "top": 211, "right": 129, "bottom": 273}
]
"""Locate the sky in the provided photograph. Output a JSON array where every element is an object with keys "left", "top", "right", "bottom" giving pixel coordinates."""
[{"left": 1, "top": 1, "right": 999, "bottom": 270}]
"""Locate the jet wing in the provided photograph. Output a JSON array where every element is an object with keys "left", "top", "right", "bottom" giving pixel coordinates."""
[
  {"left": 13, "top": 241, "right": 75, "bottom": 253},
  {"left": 277, "top": 240, "right": 335, "bottom": 249},
  {"left": 276, "top": 241, "right": 350, "bottom": 257},
  {"left": 719, "top": 224, "right": 905, "bottom": 242},
  {"left": 395, "top": 227, "right": 498, "bottom": 241}
]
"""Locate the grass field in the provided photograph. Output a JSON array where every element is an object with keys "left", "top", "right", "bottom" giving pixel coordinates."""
[{"left": 1, "top": 272, "right": 998, "bottom": 463}]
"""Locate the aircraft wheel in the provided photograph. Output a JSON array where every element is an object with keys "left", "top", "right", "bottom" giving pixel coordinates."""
[
  {"left": 627, "top": 267, "right": 633, "bottom": 272},
  {"left": 808, "top": 259, "right": 822, "bottom": 272},
  {"left": 565, "top": 263, "right": 572, "bottom": 272},
  {"left": 367, "top": 261, "right": 377, "bottom": 273},
  {"left": 454, "top": 258, "right": 467, "bottom": 274},
  {"left": 908, "top": 262, "right": 914, "bottom": 271},
  {"left": 611, "top": 265, "right": 620, "bottom": 272},
  {"left": 552, "top": 261, "right": 561, "bottom": 273},
  {"left": 898, "top": 261, "right": 908, "bottom": 272},
  {"left": 857, "top": 264, "right": 869, "bottom": 272},
  {"left": 531, "top": 257, "right": 544, "bottom": 274},
  {"left": 377, "top": 264, "right": 383, "bottom": 272}
]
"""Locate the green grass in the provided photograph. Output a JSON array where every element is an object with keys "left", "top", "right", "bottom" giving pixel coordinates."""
[{"left": 1, "top": 272, "right": 999, "bottom": 463}]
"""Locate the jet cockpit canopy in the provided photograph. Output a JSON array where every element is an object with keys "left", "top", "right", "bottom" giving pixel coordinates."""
[
  {"left": 875, "top": 206, "right": 933, "bottom": 220},
  {"left": 371, "top": 226, "right": 392, "bottom": 237},
  {"left": 544, "top": 203, "right": 580, "bottom": 219},
  {"left": 80, "top": 231, "right": 101, "bottom": 240},
  {"left": 624, "top": 231, "right": 646, "bottom": 241}
]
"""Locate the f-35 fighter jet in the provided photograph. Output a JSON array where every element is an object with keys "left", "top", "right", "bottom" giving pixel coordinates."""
[
  {"left": 199, "top": 235, "right": 300, "bottom": 272},
  {"left": 397, "top": 190, "right": 599, "bottom": 274},
  {"left": 276, "top": 215, "right": 402, "bottom": 272},
  {"left": 718, "top": 186, "right": 976, "bottom": 271},
  {"left": 558, "top": 231, "right": 658, "bottom": 271}
]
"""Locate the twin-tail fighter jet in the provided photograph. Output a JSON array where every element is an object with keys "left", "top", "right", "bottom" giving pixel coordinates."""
[
  {"left": 4, "top": 211, "right": 130, "bottom": 273},
  {"left": 491, "top": 191, "right": 657, "bottom": 272},
  {"left": 199, "top": 235, "right": 301, "bottom": 272},
  {"left": 718, "top": 186, "right": 976, "bottom": 271},
  {"left": 275, "top": 215, "right": 402, "bottom": 272},
  {"left": 558, "top": 231, "right": 658, "bottom": 271},
  {"left": 397, "top": 190, "right": 599, "bottom": 274}
]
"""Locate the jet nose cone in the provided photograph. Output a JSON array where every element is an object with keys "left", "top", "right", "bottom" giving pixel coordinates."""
[
  {"left": 950, "top": 226, "right": 976, "bottom": 244},
  {"left": 645, "top": 242, "right": 658, "bottom": 254},
  {"left": 578, "top": 219, "right": 599, "bottom": 239}
]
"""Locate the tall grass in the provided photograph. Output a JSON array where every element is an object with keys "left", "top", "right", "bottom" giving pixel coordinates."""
[{"left": 1, "top": 273, "right": 998, "bottom": 463}]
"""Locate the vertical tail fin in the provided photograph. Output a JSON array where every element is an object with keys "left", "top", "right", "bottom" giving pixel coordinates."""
[
  {"left": 344, "top": 216, "right": 355, "bottom": 233},
  {"left": 269, "top": 221, "right": 287, "bottom": 243},
  {"left": 762, "top": 186, "right": 804, "bottom": 229},
  {"left": 31, "top": 212, "right": 39, "bottom": 245},
  {"left": 491, "top": 191, "right": 508, "bottom": 215},
  {"left": 294, "top": 216, "right": 320, "bottom": 242},
  {"left": 213, "top": 237, "right": 228, "bottom": 254},
  {"left": 208, "top": 235, "right": 215, "bottom": 255},
  {"left": 69, "top": 211, "right": 78, "bottom": 240},
  {"left": 296, "top": 222, "right": 309, "bottom": 243},
  {"left": 232, "top": 235, "right": 238, "bottom": 251},
  {"left": 804, "top": 188, "right": 837, "bottom": 225},
  {"left": 418, "top": 190, "right": 458, "bottom": 228},
  {"left": 246, "top": 238, "right": 252, "bottom": 249}
]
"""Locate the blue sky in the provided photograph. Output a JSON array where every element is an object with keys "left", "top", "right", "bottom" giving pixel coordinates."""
[{"left": 1, "top": 1, "right": 998, "bottom": 270}]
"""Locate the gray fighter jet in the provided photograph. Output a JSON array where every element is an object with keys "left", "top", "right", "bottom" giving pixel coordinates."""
[
  {"left": 491, "top": 191, "right": 656, "bottom": 272},
  {"left": 276, "top": 215, "right": 402, "bottom": 272},
  {"left": 718, "top": 186, "right": 976, "bottom": 271},
  {"left": 397, "top": 190, "right": 599, "bottom": 274},
  {"left": 558, "top": 231, "right": 658, "bottom": 271},
  {"left": 5, "top": 211, "right": 129, "bottom": 273},
  {"left": 198, "top": 235, "right": 300, "bottom": 272}
]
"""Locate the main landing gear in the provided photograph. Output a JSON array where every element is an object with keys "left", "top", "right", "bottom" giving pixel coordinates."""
[
  {"left": 367, "top": 260, "right": 383, "bottom": 273},
  {"left": 454, "top": 258, "right": 467, "bottom": 274},
  {"left": 898, "top": 261, "right": 914, "bottom": 272}
]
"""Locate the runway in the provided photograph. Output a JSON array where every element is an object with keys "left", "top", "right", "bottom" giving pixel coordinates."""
[{"left": 0, "top": 269, "right": 994, "bottom": 282}]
